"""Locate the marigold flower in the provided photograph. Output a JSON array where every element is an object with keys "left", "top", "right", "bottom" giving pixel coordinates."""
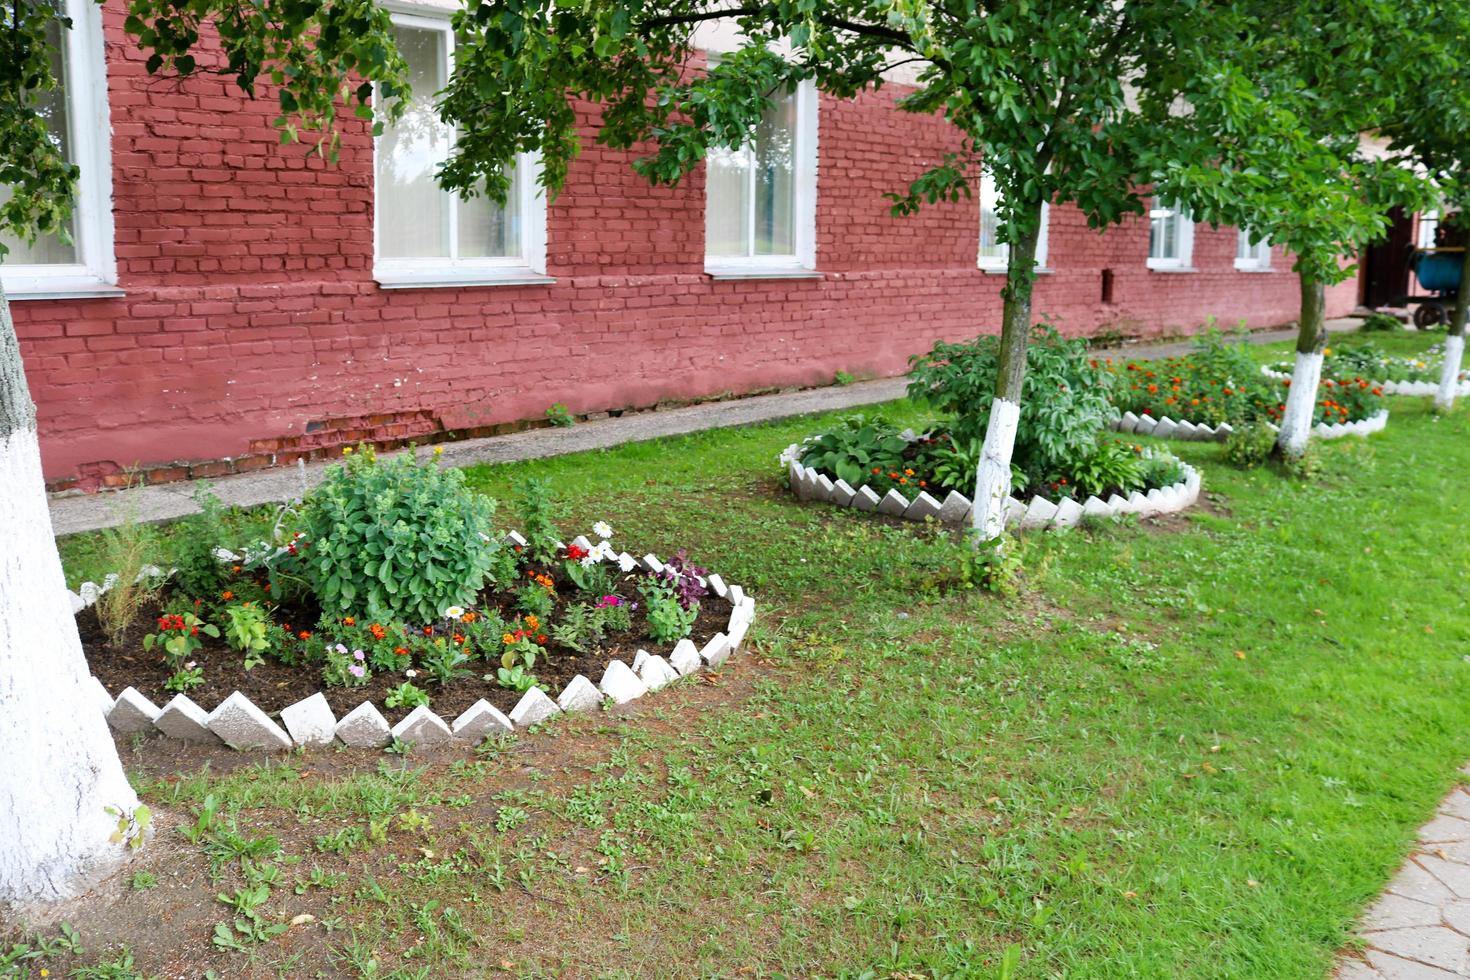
[
  {"left": 221, "top": 591, "right": 234, "bottom": 600},
  {"left": 299, "top": 631, "right": 312, "bottom": 640},
  {"left": 394, "top": 646, "right": 408, "bottom": 656},
  {"left": 536, "top": 634, "right": 547, "bottom": 644},
  {"left": 502, "top": 633, "right": 515, "bottom": 645},
  {"left": 904, "top": 468, "right": 914, "bottom": 476},
  {"left": 343, "top": 616, "right": 355, "bottom": 626},
  {"left": 524, "top": 614, "right": 541, "bottom": 631},
  {"left": 369, "top": 623, "right": 387, "bottom": 640},
  {"left": 423, "top": 626, "right": 434, "bottom": 636},
  {"left": 453, "top": 633, "right": 465, "bottom": 644}
]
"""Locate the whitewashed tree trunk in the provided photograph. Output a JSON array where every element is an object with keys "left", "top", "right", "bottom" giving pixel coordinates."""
[
  {"left": 1434, "top": 246, "right": 1470, "bottom": 411},
  {"left": 1276, "top": 274, "right": 1327, "bottom": 458},
  {"left": 971, "top": 196, "right": 1043, "bottom": 544},
  {"left": 0, "top": 280, "right": 139, "bottom": 904}
]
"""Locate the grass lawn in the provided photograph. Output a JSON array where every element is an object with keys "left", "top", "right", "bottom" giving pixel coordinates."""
[{"left": 17, "top": 326, "right": 1470, "bottom": 978}]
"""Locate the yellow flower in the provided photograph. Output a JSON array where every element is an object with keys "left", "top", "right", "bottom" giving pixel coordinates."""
[
  {"left": 502, "top": 633, "right": 515, "bottom": 644},
  {"left": 433, "top": 445, "right": 444, "bottom": 456},
  {"left": 1323, "top": 347, "right": 1333, "bottom": 356},
  {"left": 342, "top": 446, "right": 354, "bottom": 455}
]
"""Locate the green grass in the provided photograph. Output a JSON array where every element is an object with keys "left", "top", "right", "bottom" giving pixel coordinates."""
[{"left": 39, "top": 337, "right": 1470, "bottom": 977}]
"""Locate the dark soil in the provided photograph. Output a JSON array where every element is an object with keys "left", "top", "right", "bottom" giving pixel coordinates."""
[{"left": 81, "top": 567, "right": 732, "bottom": 725}]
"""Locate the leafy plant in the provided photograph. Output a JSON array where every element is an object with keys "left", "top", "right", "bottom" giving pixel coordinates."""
[
  {"left": 640, "top": 579, "right": 698, "bottom": 644},
  {"left": 165, "top": 662, "right": 205, "bottom": 693},
  {"left": 1064, "top": 440, "right": 1147, "bottom": 498},
  {"left": 514, "top": 582, "right": 555, "bottom": 619},
  {"left": 1224, "top": 421, "right": 1279, "bottom": 468},
  {"left": 143, "top": 611, "right": 219, "bottom": 666},
  {"left": 384, "top": 682, "right": 430, "bottom": 710},
  {"left": 419, "top": 642, "right": 472, "bottom": 684},
  {"left": 658, "top": 550, "right": 708, "bottom": 611},
  {"left": 322, "top": 643, "right": 370, "bottom": 688},
  {"left": 298, "top": 446, "right": 506, "bottom": 623},
  {"left": 545, "top": 402, "right": 575, "bottom": 427},
  {"left": 550, "top": 599, "right": 630, "bottom": 654},
  {"left": 104, "top": 802, "right": 152, "bottom": 851},
  {"left": 797, "top": 414, "right": 908, "bottom": 488},
  {"left": 1361, "top": 311, "right": 1402, "bottom": 332},
  {"left": 223, "top": 602, "right": 271, "bottom": 670},
  {"left": 496, "top": 665, "right": 545, "bottom": 694},
  {"left": 94, "top": 504, "right": 163, "bottom": 645},
  {"left": 172, "top": 488, "right": 232, "bottom": 603},
  {"left": 908, "top": 325, "right": 1116, "bottom": 489},
  {"left": 514, "top": 478, "right": 562, "bottom": 564}
]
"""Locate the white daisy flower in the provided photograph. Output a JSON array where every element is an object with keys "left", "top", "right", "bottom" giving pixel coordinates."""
[
  {"left": 405, "top": 669, "right": 418, "bottom": 678},
  {"left": 444, "top": 605, "right": 465, "bottom": 619},
  {"left": 592, "top": 521, "right": 613, "bottom": 540}
]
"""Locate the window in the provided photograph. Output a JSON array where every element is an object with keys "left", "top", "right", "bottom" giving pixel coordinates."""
[
  {"left": 374, "top": 13, "right": 547, "bottom": 288},
  {"left": 1235, "top": 230, "right": 1271, "bottom": 271},
  {"left": 977, "top": 171, "right": 1048, "bottom": 272},
  {"left": 1147, "top": 199, "right": 1194, "bottom": 270},
  {"left": 0, "top": 0, "right": 117, "bottom": 299},
  {"left": 1419, "top": 210, "right": 1440, "bottom": 249},
  {"left": 704, "top": 78, "right": 817, "bottom": 277}
]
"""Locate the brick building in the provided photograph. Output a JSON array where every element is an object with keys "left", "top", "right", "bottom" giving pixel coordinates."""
[{"left": 10, "top": 0, "right": 1360, "bottom": 490}]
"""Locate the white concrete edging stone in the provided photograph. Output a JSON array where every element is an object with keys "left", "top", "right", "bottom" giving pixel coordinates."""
[
  {"left": 82, "top": 528, "right": 755, "bottom": 751},
  {"left": 1113, "top": 408, "right": 1389, "bottom": 443},
  {"left": 1261, "top": 363, "right": 1470, "bottom": 398},
  {"left": 784, "top": 444, "right": 1202, "bottom": 531}
]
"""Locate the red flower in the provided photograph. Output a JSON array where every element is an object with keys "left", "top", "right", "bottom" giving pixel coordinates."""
[{"left": 566, "top": 544, "right": 588, "bottom": 561}]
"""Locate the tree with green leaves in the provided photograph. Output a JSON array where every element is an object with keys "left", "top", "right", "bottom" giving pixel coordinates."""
[
  {"left": 432, "top": 0, "right": 1297, "bottom": 543},
  {"left": 1164, "top": 0, "right": 1429, "bottom": 456},
  {"left": 1379, "top": 1, "right": 1470, "bottom": 411},
  {"left": 0, "top": 0, "right": 406, "bottom": 902}
]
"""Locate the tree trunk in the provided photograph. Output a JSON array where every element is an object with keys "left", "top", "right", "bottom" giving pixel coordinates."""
[
  {"left": 0, "top": 278, "right": 139, "bottom": 904},
  {"left": 971, "top": 197, "right": 1043, "bottom": 543},
  {"left": 1433, "top": 246, "right": 1470, "bottom": 411},
  {"left": 1276, "top": 272, "right": 1327, "bottom": 458}
]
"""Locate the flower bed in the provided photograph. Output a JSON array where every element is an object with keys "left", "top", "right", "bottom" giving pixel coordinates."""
[
  {"left": 1262, "top": 342, "right": 1470, "bottom": 397},
  {"left": 783, "top": 326, "right": 1202, "bottom": 530},
  {"left": 786, "top": 435, "right": 1201, "bottom": 530},
  {"left": 73, "top": 450, "right": 754, "bottom": 751},
  {"left": 1108, "top": 333, "right": 1387, "bottom": 440}
]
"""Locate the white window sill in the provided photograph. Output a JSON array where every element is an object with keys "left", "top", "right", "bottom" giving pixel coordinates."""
[
  {"left": 3, "top": 275, "right": 124, "bottom": 301},
  {"left": 979, "top": 266, "right": 1055, "bottom": 276},
  {"left": 705, "top": 265, "right": 822, "bottom": 281},
  {"left": 1234, "top": 263, "right": 1275, "bottom": 273},
  {"left": 1147, "top": 264, "right": 1199, "bottom": 274},
  {"left": 374, "top": 268, "right": 555, "bottom": 290}
]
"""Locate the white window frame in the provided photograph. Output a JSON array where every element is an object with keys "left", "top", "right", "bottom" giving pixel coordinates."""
[
  {"left": 1418, "top": 209, "right": 1440, "bottom": 250},
  {"left": 977, "top": 171, "right": 1049, "bottom": 273},
  {"left": 1146, "top": 199, "right": 1195, "bottom": 271},
  {"left": 1234, "top": 229, "right": 1272, "bottom": 271},
  {"left": 373, "top": 9, "right": 549, "bottom": 289},
  {"left": 703, "top": 78, "right": 818, "bottom": 279},
  {"left": 3, "top": 0, "right": 119, "bottom": 301}
]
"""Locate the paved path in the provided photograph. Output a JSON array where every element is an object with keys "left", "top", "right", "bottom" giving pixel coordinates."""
[
  {"left": 1337, "top": 772, "right": 1470, "bottom": 979},
  {"left": 47, "top": 317, "right": 1364, "bottom": 537}
]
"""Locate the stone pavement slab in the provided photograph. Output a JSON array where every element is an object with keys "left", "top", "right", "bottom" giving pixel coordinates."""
[
  {"left": 1337, "top": 783, "right": 1470, "bottom": 978},
  {"left": 48, "top": 318, "right": 1364, "bottom": 536}
]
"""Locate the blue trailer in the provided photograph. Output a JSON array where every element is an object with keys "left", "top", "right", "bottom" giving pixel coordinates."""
[{"left": 1405, "top": 247, "right": 1465, "bottom": 328}]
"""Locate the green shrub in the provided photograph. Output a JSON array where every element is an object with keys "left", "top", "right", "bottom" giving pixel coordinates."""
[
  {"left": 797, "top": 414, "right": 908, "bottom": 488},
  {"left": 173, "top": 488, "right": 232, "bottom": 602},
  {"left": 1360, "top": 312, "right": 1401, "bottom": 332},
  {"left": 907, "top": 324, "right": 1116, "bottom": 488},
  {"left": 1224, "top": 422, "right": 1277, "bottom": 469},
  {"left": 1065, "top": 440, "right": 1146, "bottom": 498},
  {"left": 298, "top": 447, "right": 507, "bottom": 624}
]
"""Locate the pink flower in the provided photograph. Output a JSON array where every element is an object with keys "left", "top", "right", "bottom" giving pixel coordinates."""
[
  {"left": 353, "top": 650, "right": 365, "bottom": 661},
  {"left": 349, "top": 664, "right": 365, "bottom": 678}
]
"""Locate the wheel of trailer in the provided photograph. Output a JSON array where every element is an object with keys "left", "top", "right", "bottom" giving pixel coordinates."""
[{"left": 1414, "top": 303, "right": 1446, "bottom": 329}]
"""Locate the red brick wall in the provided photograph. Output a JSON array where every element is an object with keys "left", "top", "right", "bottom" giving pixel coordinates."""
[{"left": 16, "top": 3, "right": 1358, "bottom": 488}]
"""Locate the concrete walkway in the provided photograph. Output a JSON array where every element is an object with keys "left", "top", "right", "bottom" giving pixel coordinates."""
[
  {"left": 1336, "top": 771, "right": 1470, "bottom": 979},
  {"left": 48, "top": 317, "right": 1364, "bottom": 537}
]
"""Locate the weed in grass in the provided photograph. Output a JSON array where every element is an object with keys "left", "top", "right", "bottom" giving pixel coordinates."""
[{"left": 129, "top": 870, "right": 158, "bottom": 891}]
